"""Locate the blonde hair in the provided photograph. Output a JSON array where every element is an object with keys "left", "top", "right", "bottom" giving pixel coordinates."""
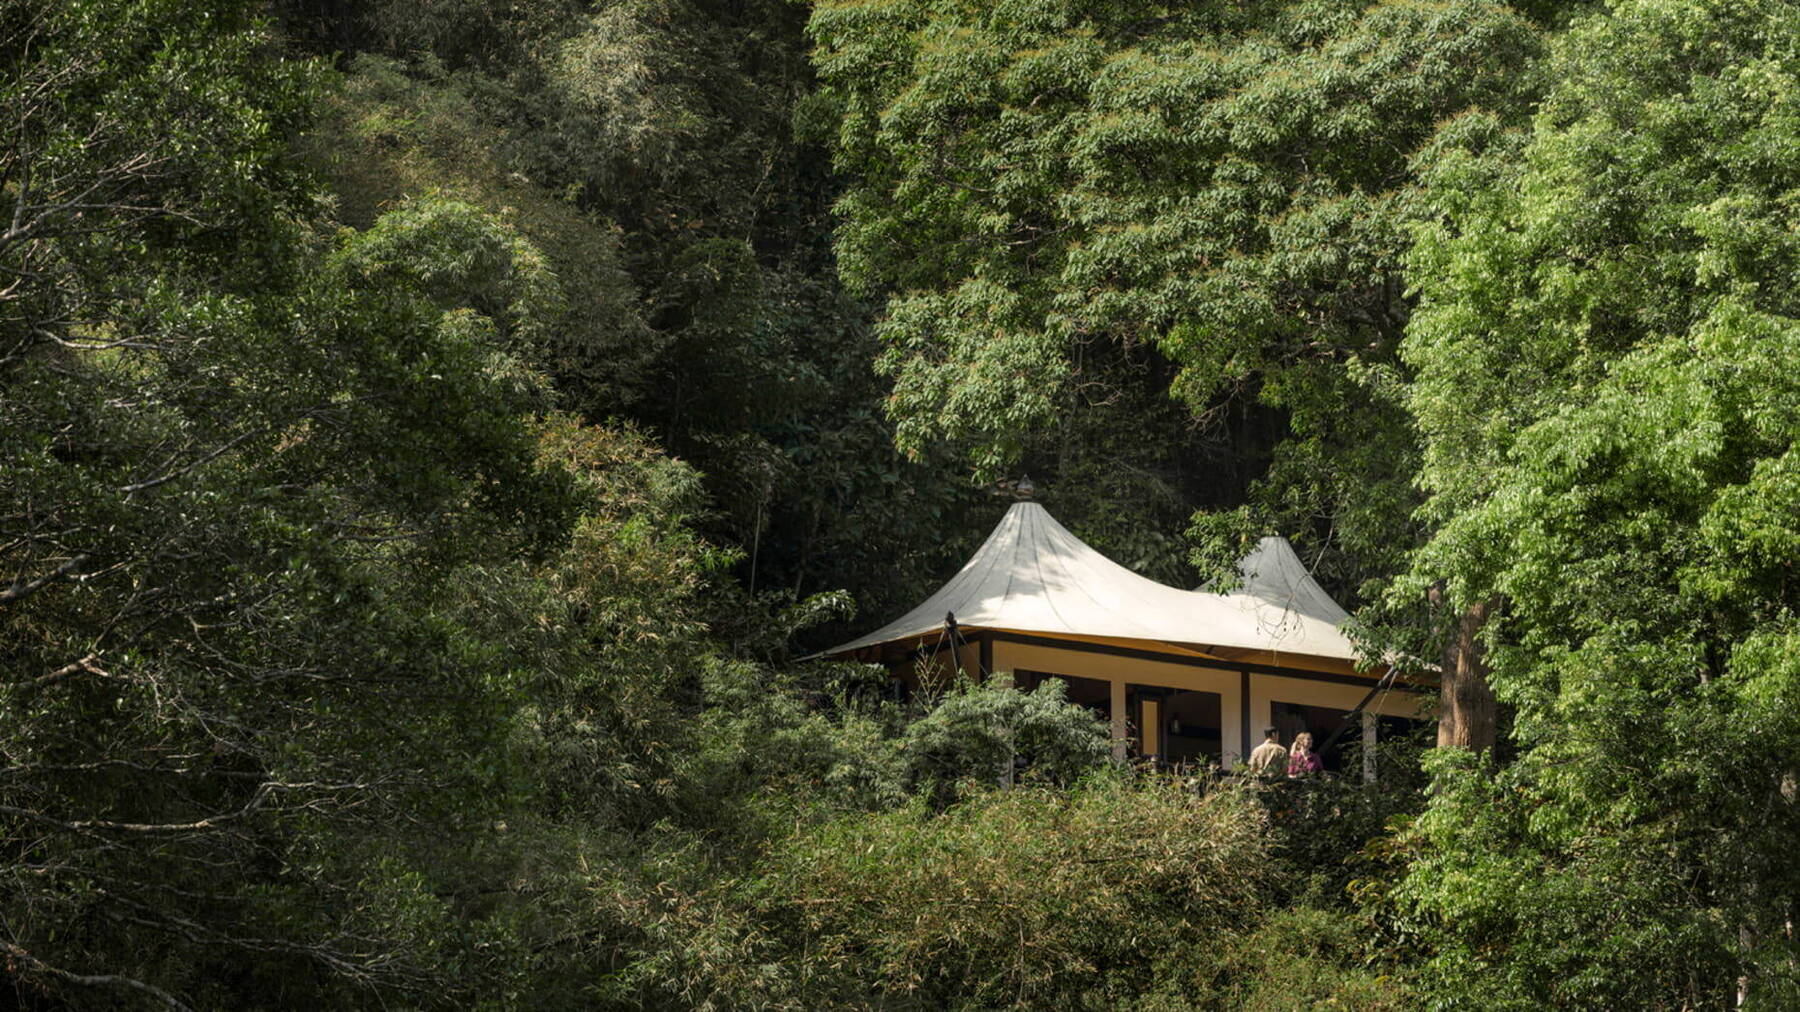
[{"left": 1292, "top": 732, "right": 1314, "bottom": 752}]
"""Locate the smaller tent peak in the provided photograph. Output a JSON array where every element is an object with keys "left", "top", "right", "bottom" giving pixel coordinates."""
[
  {"left": 1239, "top": 536, "right": 1301, "bottom": 580},
  {"left": 1202, "top": 536, "right": 1349, "bottom": 625}
]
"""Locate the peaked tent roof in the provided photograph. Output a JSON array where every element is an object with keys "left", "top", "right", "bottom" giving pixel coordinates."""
[
  {"left": 821, "top": 502, "right": 1366, "bottom": 669},
  {"left": 1202, "top": 535, "right": 1350, "bottom": 626}
]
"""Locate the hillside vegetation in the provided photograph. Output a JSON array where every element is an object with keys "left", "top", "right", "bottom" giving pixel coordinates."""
[{"left": 3, "top": 0, "right": 1798, "bottom": 1007}]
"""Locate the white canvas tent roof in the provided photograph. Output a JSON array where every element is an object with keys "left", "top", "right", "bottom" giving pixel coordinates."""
[
  {"left": 821, "top": 502, "right": 1365, "bottom": 669},
  {"left": 1201, "top": 535, "right": 1350, "bottom": 626}
]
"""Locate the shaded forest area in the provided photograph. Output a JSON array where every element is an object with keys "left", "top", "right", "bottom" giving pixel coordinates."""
[{"left": 4, "top": 0, "right": 1800, "bottom": 1007}]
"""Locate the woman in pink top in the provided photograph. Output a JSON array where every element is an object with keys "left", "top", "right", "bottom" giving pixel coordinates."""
[{"left": 1287, "top": 732, "right": 1322, "bottom": 777}]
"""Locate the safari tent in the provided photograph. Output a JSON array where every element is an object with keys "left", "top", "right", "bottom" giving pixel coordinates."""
[{"left": 819, "top": 500, "right": 1424, "bottom": 773}]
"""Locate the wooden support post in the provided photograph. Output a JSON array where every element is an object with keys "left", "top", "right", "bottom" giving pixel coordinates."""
[
  {"left": 1238, "top": 670, "right": 1252, "bottom": 770},
  {"left": 1111, "top": 680, "right": 1128, "bottom": 762}
]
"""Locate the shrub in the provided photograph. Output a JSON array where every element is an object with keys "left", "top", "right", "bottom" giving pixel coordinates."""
[
  {"left": 749, "top": 775, "right": 1272, "bottom": 1008},
  {"left": 899, "top": 674, "right": 1111, "bottom": 802},
  {"left": 1132, "top": 906, "right": 1416, "bottom": 1011}
]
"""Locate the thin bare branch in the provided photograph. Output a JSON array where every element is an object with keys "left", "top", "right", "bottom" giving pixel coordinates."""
[
  {"left": 120, "top": 427, "right": 267, "bottom": 496},
  {"left": 0, "top": 938, "right": 192, "bottom": 1011},
  {"left": 19, "top": 652, "right": 105, "bottom": 690},
  {"left": 0, "top": 552, "right": 87, "bottom": 606}
]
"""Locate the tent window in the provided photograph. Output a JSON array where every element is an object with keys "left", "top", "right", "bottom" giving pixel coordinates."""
[{"left": 1162, "top": 690, "right": 1222, "bottom": 768}]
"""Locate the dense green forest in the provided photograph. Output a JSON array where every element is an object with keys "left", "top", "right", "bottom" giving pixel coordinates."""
[{"left": 5, "top": 0, "right": 1800, "bottom": 1006}]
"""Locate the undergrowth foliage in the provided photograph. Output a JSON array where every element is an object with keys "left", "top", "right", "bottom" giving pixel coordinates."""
[
  {"left": 581, "top": 776, "right": 1413, "bottom": 1011},
  {"left": 759, "top": 777, "right": 1271, "bottom": 1007}
]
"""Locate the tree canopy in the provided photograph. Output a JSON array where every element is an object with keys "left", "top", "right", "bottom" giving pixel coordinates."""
[
  {"left": 5, "top": 0, "right": 1800, "bottom": 1006},
  {"left": 1395, "top": 2, "right": 1800, "bottom": 1003},
  {"left": 810, "top": 0, "right": 1549, "bottom": 591}
]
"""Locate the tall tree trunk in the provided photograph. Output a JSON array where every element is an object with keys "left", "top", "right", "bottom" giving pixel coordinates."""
[{"left": 1434, "top": 593, "right": 1498, "bottom": 751}]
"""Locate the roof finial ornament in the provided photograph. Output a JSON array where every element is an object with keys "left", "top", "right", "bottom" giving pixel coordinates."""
[{"left": 1015, "top": 473, "right": 1035, "bottom": 500}]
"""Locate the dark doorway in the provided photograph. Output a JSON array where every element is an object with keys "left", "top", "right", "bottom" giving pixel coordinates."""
[
  {"left": 1160, "top": 689, "right": 1222, "bottom": 768},
  {"left": 1334, "top": 712, "right": 1425, "bottom": 777}
]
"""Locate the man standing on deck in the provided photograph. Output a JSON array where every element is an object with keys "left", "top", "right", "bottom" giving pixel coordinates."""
[{"left": 1246, "top": 726, "right": 1288, "bottom": 778}]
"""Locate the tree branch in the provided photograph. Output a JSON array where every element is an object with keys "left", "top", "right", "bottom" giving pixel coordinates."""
[
  {"left": 0, "top": 938, "right": 191, "bottom": 1010},
  {"left": 20, "top": 651, "right": 106, "bottom": 690},
  {"left": 0, "top": 781, "right": 275, "bottom": 833},
  {"left": 120, "top": 428, "right": 267, "bottom": 496},
  {"left": 0, "top": 552, "right": 87, "bottom": 606}
]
